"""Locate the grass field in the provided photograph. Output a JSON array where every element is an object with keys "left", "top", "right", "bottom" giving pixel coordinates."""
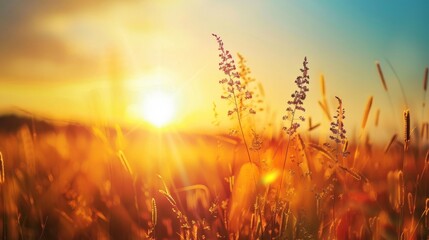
[{"left": 0, "top": 36, "right": 428, "bottom": 240}]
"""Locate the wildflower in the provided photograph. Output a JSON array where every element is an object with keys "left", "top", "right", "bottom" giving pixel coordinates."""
[
  {"left": 213, "top": 34, "right": 258, "bottom": 118},
  {"left": 250, "top": 130, "right": 263, "bottom": 151},
  {"left": 283, "top": 57, "right": 310, "bottom": 135},
  {"left": 245, "top": 91, "right": 252, "bottom": 99},
  {"left": 213, "top": 34, "right": 241, "bottom": 93},
  {"left": 329, "top": 97, "right": 347, "bottom": 144},
  {"left": 278, "top": 57, "right": 310, "bottom": 204},
  {"left": 328, "top": 96, "right": 349, "bottom": 158}
]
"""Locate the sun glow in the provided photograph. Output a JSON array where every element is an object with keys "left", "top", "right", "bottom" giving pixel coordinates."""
[{"left": 129, "top": 90, "right": 177, "bottom": 127}]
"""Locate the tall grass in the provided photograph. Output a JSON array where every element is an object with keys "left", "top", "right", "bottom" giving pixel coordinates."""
[{"left": 0, "top": 35, "right": 427, "bottom": 239}]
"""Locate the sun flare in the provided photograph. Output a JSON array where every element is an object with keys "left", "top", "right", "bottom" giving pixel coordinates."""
[{"left": 130, "top": 91, "right": 177, "bottom": 127}]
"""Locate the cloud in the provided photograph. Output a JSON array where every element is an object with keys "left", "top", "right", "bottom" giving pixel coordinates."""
[{"left": 0, "top": 0, "right": 140, "bottom": 83}]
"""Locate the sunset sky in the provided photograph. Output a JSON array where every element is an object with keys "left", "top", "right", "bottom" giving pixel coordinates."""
[{"left": 0, "top": 1, "right": 428, "bottom": 137}]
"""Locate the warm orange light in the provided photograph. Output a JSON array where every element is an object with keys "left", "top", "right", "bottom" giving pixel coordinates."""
[
  {"left": 129, "top": 90, "right": 177, "bottom": 127},
  {"left": 262, "top": 170, "right": 279, "bottom": 185}
]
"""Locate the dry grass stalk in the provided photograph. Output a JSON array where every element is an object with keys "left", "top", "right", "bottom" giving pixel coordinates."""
[
  {"left": 398, "top": 171, "right": 405, "bottom": 209},
  {"left": 421, "top": 122, "right": 428, "bottom": 140},
  {"left": 376, "top": 61, "right": 388, "bottom": 92},
  {"left": 0, "top": 151, "right": 4, "bottom": 184},
  {"left": 159, "top": 190, "right": 177, "bottom": 208},
  {"left": 151, "top": 198, "right": 157, "bottom": 227},
  {"left": 309, "top": 123, "right": 321, "bottom": 132},
  {"left": 361, "top": 96, "right": 373, "bottom": 129},
  {"left": 426, "top": 123, "right": 429, "bottom": 141},
  {"left": 115, "top": 124, "right": 125, "bottom": 151},
  {"left": 386, "top": 59, "right": 408, "bottom": 107},
  {"left": 426, "top": 151, "right": 429, "bottom": 165},
  {"left": 342, "top": 139, "right": 349, "bottom": 154},
  {"left": 308, "top": 117, "right": 321, "bottom": 131},
  {"left": 117, "top": 150, "right": 133, "bottom": 175},
  {"left": 407, "top": 192, "right": 415, "bottom": 215},
  {"left": 320, "top": 74, "right": 326, "bottom": 97},
  {"left": 159, "top": 183, "right": 191, "bottom": 238},
  {"left": 258, "top": 82, "right": 265, "bottom": 98},
  {"left": 319, "top": 74, "right": 332, "bottom": 122},
  {"left": 318, "top": 101, "right": 332, "bottom": 121},
  {"left": 19, "top": 125, "right": 36, "bottom": 177},
  {"left": 387, "top": 170, "right": 405, "bottom": 212},
  {"left": 369, "top": 217, "right": 379, "bottom": 239},
  {"left": 309, "top": 143, "right": 335, "bottom": 163},
  {"left": 375, "top": 109, "right": 380, "bottom": 127},
  {"left": 424, "top": 67, "right": 428, "bottom": 92},
  {"left": 250, "top": 213, "right": 256, "bottom": 233},
  {"left": 296, "top": 134, "right": 311, "bottom": 180},
  {"left": 311, "top": 141, "right": 361, "bottom": 181},
  {"left": 384, "top": 134, "right": 397, "bottom": 153},
  {"left": 339, "top": 166, "right": 361, "bottom": 181},
  {"left": 404, "top": 110, "right": 410, "bottom": 150},
  {"left": 158, "top": 176, "right": 177, "bottom": 207},
  {"left": 55, "top": 209, "right": 74, "bottom": 225},
  {"left": 212, "top": 102, "right": 220, "bottom": 126},
  {"left": 95, "top": 211, "right": 107, "bottom": 222}
]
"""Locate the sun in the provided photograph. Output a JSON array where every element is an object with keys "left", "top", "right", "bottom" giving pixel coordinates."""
[{"left": 130, "top": 90, "right": 177, "bottom": 127}]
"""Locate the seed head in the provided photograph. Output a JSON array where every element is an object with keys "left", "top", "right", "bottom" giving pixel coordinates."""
[
  {"left": 404, "top": 110, "right": 410, "bottom": 150},
  {"left": 283, "top": 57, "right": 310, "bottom": 135}
]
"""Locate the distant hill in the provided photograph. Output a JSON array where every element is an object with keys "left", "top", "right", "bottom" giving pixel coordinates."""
[
  {"left": 0, "top": 114, "right": 58, "bottom": 133},
  {"left": 0, "top": 113, "right": 235, "bottom": 145}
]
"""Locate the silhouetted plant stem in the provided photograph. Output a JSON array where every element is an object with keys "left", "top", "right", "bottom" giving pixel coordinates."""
[
  {"left": 279, "top": 113, "right": 295, "bottom": 194},
  {"left": 385, "top": 58, "right": 408, "bottom": 108},
  {"left": 232, "top": 90, "right": 253, "bottom": 164}
]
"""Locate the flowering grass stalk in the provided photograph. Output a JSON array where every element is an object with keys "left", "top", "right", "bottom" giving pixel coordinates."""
[
  {"left": 213, "top": 35, "right": 268, "bottom": 238},
  {"left": 270, "top": 57, "right": 310, "bottom": 238},
  {"left": 212, "top": 34, "right": 254, "bottom": 164},
  {"left": 329, "top": 96, "right": 349, "bottom": 161},
  {"left": 278, "top": 57, "right": 310, "bottom": 192},
  {"left": 325, "top": 96, "right": 349, "bottom": 226}
]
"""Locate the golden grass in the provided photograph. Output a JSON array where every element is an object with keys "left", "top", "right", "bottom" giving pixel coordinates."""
[
  {"left": 151, "top": 198, "right": 157, "bottom": 227},
  {"left": 404, "top": 109, "right": 410, "bottom": 150},
  {"left": 375, "top": 108, "right": 380, "bottom": 127},
  {"left": 0, "top": 151, "right": 4, "bottom": 184},
  {"left": 319, "top": 74, "right": 332, "bottom": 121},
  {"left": 0, "top": 37, "right": 428, "bottom": 239},
  {"left": 376, "top": 61, "right": 388, "bottom": 92},
  {"left": 117, "top": 150, "right": 133, "bottom": 176},
  {"left": 424, "top": 67, "right": 428, "bottom": 92},
  {"left": 361, "top": 96, "right": 373, "bottom": 129},
  {"left": 384, "top": 134, "right": 397, "bottom": 153},
  {"left": 0, "top": 116, "right": 427, "bottom": 238},
  {"left": 318, "top": 101, "right": 332, "bottom": 122},
  {"left": 320, "top": 74, "right": 326, "bottom": 97}
]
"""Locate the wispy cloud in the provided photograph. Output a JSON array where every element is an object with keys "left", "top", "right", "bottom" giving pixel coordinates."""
[{"left": 0, "top": 0, "right": 141, "bottom": 83}]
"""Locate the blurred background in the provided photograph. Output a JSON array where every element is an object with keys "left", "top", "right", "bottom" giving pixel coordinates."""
[{"left": 0, "top": 0, "right": 428, "bottom": 140}]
